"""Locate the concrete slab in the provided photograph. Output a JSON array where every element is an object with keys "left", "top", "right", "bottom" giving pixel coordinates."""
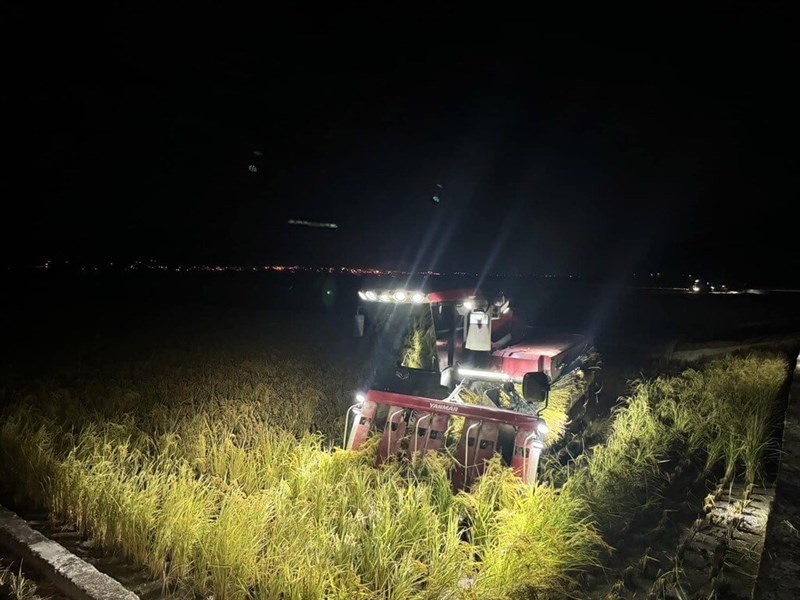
[
  {"left": 754, "top": 353, "right": 800, "bottom": 599},
  {"left": 0, "top": 505, "right": 139, "bottom": 600}
]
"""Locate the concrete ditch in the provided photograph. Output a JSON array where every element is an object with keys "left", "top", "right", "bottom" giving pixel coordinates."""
[
  {"left": 753, "top": 352, "right": 800, "bottom": 599},
  {"left": 0, "top": 505, "right": 139, "bottom": 600}
]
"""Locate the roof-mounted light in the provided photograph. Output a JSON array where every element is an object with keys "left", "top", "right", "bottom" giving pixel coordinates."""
[{"left": 360, "top": 289, "right": 429, "bottom": 303}]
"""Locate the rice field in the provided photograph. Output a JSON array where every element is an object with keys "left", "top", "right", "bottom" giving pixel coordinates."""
[{"left": 0, "top": 314, "right": 791, "bottom": 599}]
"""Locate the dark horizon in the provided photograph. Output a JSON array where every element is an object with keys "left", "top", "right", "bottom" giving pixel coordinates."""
[{"left": 4, "top": 3, "right": 799, "bottom": 285}]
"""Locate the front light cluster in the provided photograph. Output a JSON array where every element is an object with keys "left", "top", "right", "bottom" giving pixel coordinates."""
[{"left": 358, "top": 289, "right": 427, "bottom": 303}]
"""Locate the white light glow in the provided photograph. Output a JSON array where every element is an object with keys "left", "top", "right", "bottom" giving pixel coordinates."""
[
  {"left": 365, "top": 290, "right": 377, "bottom": 301},
  {"left": 378, "top": 292, "right": 390, "bottom": 302},
  {"left": 457, "top": 367, "right": 510, "bottom": 381},
  {"left": 536, "top": 420, "right": 549, "bottom": 435},
  {"left": 358, "top": 291, "right": 367, "bottom": 300},
  {"left": 355, "top": 392, "right": 366, "bottom": 403},
  {"left": 463, "top": 300, "right": 474, "bottom": 310},
  {"left": 411, "top": 292, "right": 425, "bottom": 303},
  {"left": 394, "top": 291, "right": 407, "bottom": 302}
]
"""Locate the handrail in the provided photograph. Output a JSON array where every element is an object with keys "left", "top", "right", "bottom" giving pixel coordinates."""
[
  {"left": 385, "top": 408, "right": 404, "bottom": 459},
  {"left": 343, "top": 404, "right": 361, "bottom": 449},
  {"left": 413, "top": 413, "right": 431, "bottom": 454},
  {"left": 464, "top": 421, "right": 481, "bottom": 476},
  {"left": 521, "top": 432, "right": 538, "bottom": 484}
]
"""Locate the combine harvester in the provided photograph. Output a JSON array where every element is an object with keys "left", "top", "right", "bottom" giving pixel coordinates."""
[{"left": 345, "top": 287, "right": 595, "bottom": 489}]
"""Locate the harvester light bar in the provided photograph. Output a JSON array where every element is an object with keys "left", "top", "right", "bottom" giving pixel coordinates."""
[
  {"left": 359, "top": 289, "right": 428, "bottom": 303},
  {"left": 457, "top": 367, "right": 510, "bottom": 381}
]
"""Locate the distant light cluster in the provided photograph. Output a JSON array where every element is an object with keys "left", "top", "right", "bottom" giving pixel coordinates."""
[{"left": 19, "top": 259, "right": 594, "bottom": 279}]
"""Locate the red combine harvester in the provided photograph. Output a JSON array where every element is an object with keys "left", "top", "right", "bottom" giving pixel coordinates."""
[{"left": 345, "top": 287, "right": 593, "bottom": 489}]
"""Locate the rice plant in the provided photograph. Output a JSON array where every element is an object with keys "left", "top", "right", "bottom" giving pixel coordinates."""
[{"left": 0, "top": 336, "right": 788, "bottom": 599}]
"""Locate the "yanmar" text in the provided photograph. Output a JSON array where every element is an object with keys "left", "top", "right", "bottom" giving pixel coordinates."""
[{"left": 428, "top": 402, "right": 460, "bottom": 413}]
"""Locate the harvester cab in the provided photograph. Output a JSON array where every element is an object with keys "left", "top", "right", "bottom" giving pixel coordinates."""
[{"left": 347, "top": 287, "right": 588, "bottom": 489}]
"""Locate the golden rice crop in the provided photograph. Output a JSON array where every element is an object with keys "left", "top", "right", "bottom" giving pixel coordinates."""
[
  {"left": 0, "top": 329, "right": 788, "bottom": 599},
  {"left": 0, "top": 342, "right": 602, "bottom": 599}
]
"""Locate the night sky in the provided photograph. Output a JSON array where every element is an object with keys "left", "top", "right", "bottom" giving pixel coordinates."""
[{"left": 4, "top": 3, "right": 799, "bottom": 284}]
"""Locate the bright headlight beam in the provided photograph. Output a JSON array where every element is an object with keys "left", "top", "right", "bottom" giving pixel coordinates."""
[
  {"left": 378, "top": 292, "right": 390, "bottom": 302},
  {"left": 394, "top": 291, "right": 407, "bottom": 302},
  {"left": 411, "top": 292, "right": 425, "bottom": 303},
  {"left": 536, "top": 420, "right": 549, "bottom": 435},
  {"left": 463, "top": 300, "right": 474, "bottom": 310},
  {"left": 358, "top": 291, "right": 367, "bottom": 300},
  {"left": 457, "top": 367, "right": 510, "bottom": 381},
  {"left": 365, "top": 290, "right": 377, "bottom": 301}
]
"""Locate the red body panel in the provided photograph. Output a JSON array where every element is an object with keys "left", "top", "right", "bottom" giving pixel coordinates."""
[{"left": 491, "top": 330, "right": 590, "bottom": 379}]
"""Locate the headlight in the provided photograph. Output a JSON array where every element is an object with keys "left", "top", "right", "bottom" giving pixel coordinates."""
[
  {"left": 378, "top": 292, "right": 390, "bottom": 302},
  {"left": 536, "top": 420, "right": 549, "bottom": 435},
  {"left": 411, "top": 292, "right": 425, "bottom": 303},
  {"left": 394, "top": 291, "right": 407, "bottom": 302},
  {"left": 463, "top": 300, "right": 474, "bottom": 310},
  {"left": 365, "top": 290, "right": 377, "bottom": 301},
  {"left": 355, "top": 392, "right": 366, "bottom": 404},
  {"left": 358, "top": 291, "right": 367, "bottom": 300}
]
